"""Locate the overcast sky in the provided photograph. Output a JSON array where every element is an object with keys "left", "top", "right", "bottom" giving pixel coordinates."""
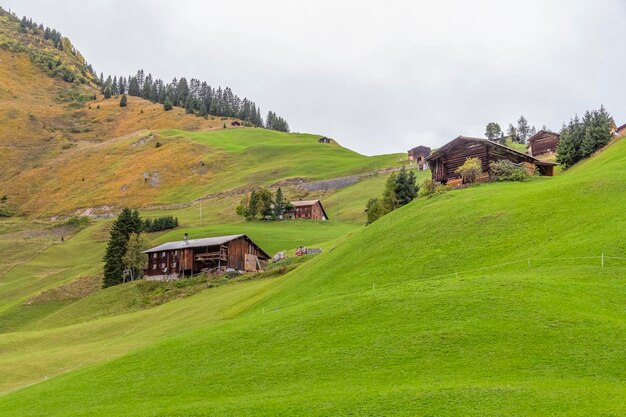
[{"left": 4, "top": 0, "right": 625, "bottom": 155}]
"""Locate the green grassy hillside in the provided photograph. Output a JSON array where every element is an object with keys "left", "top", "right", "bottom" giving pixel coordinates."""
[{"left": 1, "top": 135, "right": 625, "bottom": 415}]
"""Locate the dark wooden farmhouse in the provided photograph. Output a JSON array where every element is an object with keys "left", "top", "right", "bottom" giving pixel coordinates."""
[
  {"left": 616, "top": 123, "right": 626, "bottom": 137},
  {"left": 527, "top": 130, "right": 560, "bottom": 157},
  {"left": 285, "top": 200, "right": 329, "bottom": 220},
  {"left": 426, "top": 136, "right": 557, "bottom": 185},
  {"left": 143, "top": 234, "right": 270, "bottom": 281},
  {"left": 407, "top": 146, "right": 432, "bottom": 170},
  {"left": 231, "top": 120, "right": 241, "bottom": 127},
  {"left": 318, "top": 136, "right": 332, "bottom": 144}
]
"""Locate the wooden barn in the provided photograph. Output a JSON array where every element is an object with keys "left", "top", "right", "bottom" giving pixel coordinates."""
[
  {"left": 285, "top": 199, "right": 329, "bottom": 220},
  {"left": 426, "top": 136, "right": 557, "bottom": 185},
  {"left": 318, "top": 136, "right": 332, "bottom": 144},
  {"left": 143, "top": 234, "right": 270, "bottom": 281},
  {"left": 407, "top": 145, "right": 432, "bottom": 170},
  {"left": 527, "top": 130, "right": 560, "bottom": 158}
]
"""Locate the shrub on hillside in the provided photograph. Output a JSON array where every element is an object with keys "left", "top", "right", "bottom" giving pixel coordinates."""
[
  {"left": 455, "top": 157, "right": 482, "bottom": 184},
  {"left": 420, "top": 178, "right": 438, "bottom": 197},
  {"left": 120, "top": 94, "right": 127, "bottom": 107},
  {"left": 163, "top": 98, "right": 173, "bottom": 111},
  {"left": 489, "top": 160, "right": 528, "bottom": 182}
]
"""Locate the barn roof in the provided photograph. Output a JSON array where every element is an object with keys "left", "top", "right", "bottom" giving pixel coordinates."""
[
  {"left": 426, "top": 136, "right": 556, "bottom": 166},
  {"left": 290, "top": 199, "right": 330, "bottom": 219},
  {"left": 144, "top": 234, "right": 270, "bottom": 258},
  {"left": 527, "top": 130, "right": 560, "bottom": 145}
]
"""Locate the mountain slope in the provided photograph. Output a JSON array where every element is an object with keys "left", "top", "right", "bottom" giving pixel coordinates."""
[{"left": 1, "top": 137, "right": 625, "bottom": 415}]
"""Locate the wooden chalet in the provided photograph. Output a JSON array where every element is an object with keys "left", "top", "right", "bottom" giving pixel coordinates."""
[
  {"left": 143, "top": 234, "right": 270, "bottom": 281},
  {"left": 285, "top": 199, "right": 329, "bottom": 220},
  {"left": 426, "top": 136, "right": 557, "bottom": 185},
  {"left": 527, "top": 130, "right": 560, "bottom": 157},
  {"left": 616, "top": 123, "right": 626, "bottom": 137},
  {"left": 318, "top": 136, "right": 332, "bottom": 144},
  {"left": 407, "top": 145, "right": 432, "bottom": 170}
]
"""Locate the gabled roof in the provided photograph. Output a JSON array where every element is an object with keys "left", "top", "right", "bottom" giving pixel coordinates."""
[
  {"left": 289, "top": 199, "right": 330, "bottom": 219},
  {"left": 144, "top": 234, "right": 270, "bottom": 258},
  {"left": 408, "top": 145, "right": 431, "bottom": 154},
  {"left": 527, "top": 129, "right": 560, "bottom": 145},
  {"left": 426, "top": 136, "right": 556, "bottom": 166},
  {"left": 616, "top": 123, "right": 626, "bottom": 132}
]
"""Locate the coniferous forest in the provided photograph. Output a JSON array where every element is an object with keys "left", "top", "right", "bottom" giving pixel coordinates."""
[{"left": 100, "top": 69, "right": 289, "bottom": 132}]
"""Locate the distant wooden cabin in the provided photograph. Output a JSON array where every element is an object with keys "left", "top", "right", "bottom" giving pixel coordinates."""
[
  {"left": 426, "top": 136, "right": 557, "bottom": 185},
  {"left": 143, "top": 234, "right": 270, "bottom": 281},
  {"left": 318, "top": 136, "right": 332, "bottom": 144},
  {"left": 527, "top": 130, "right": 560, "bottom": 158},
  {"left": 285, "top": 200, "right": 329, "bottom": 220},
  {"left": 616, "top": 123, "right": 626, "bottom": 137},
  {"left": 231, "top": 121, "right": 241, "bottom": 127},
  {"left": 407, "top": 145, "right": 432, "bottom": 170}
]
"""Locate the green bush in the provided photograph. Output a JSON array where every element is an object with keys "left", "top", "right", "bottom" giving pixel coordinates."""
[
  {"left": 420, "top": 178, "right": 438, "bottom": 197},
  {"left": 489, "top": 160, "right": 528, "bottom": 182}
]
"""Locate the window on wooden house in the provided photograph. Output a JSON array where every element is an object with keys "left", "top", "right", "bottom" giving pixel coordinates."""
[
  {"left": 152, "top": 264, "right": 157, "bottom": 270},
  {"left": 161, "top": 262, "right": 165, "bottom": 268},
  {"left": 172, "top": 262, "right": 177, "bottom": 268}
]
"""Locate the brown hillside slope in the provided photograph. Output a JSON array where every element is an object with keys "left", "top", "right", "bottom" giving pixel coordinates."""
[{"left": 0, "top": 9, "right": 239, "bottom": 215}]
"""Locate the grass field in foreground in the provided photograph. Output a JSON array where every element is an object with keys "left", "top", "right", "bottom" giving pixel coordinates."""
[{"left": 1, "top": 139, "right": 626, "bottom": 414}]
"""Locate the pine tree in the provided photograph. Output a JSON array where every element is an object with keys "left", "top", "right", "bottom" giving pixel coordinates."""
[
  {"left": 103, "top": 208, "right": 143, "bottom": 288},
  {"left": 120, "top": 94, "right": 127, "bottom": 107},
  {"left": 517, "top": 115, "right": 530, "bottom": 143},
  {"left": 111, "top": 76, "right": 118, "bottom": 96},
  {"left": 103, "top": 84, "right": 112, "bottom": 99},
  {"left": 382, "top": 173, "right": 398, "bottom": 212},
  {"left": 274, "top": 187, "right": 285, "bottom": 219},
  {"left": 163, "top": 97, "right": 173, "bottom": 111},
  {"left": 506, "top": 124, "right": 517, "bottom": 144},
  {"left": 199, "top": 102, "right": 208, "bottom": 119}
]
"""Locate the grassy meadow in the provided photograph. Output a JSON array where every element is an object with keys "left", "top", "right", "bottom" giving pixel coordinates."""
[{"left": 0, "top": 133, "right": 625, "bottom": 414}]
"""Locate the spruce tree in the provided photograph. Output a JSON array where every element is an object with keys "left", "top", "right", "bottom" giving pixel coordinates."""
[
  {"left": 120, "top": 94, "right": 127, "bottom": 107},
  {"left": 274, "top": 187, "right": 285, "bottom": 219},
  {"left": 103, "top": 208, "right": 143, "bottom": 288},
  {"left": 163, "top": 97, "right": 173, "bottom": 111},
  {"left": 103, "top": 84, "right": 112, "bottom": 99},
  {"left": 199, "top": 102, "right": 208, "bottom": 119},
  {"left": 517, "top": 115, "right": 530, "bottom": 143}
]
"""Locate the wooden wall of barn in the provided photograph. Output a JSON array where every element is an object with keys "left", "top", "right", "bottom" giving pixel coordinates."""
[{"left": 227, "top": 237, "right": 268, "bottom": 270}]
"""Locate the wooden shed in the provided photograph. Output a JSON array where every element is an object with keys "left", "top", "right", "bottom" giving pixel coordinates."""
[
  {"left": 527, "top": 130, "right": 560, "bottom": 158},
  {"left": 426, "top": 136, "right": 557, "bottom": 185},
  {"left": 143, "top": 234, "right": 270, "bottom": 281},
  {"left": 407, "top": 145, "right": 432, "bottom": 170},
  {"left": 285, "top": 200, "right": 329, "bottom": 220}
]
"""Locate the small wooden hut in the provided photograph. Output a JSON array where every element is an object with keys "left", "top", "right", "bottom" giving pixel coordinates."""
[
  {"left": 426, "top": 136, "right": 556, "bottom": 185},
  {"left": 284, "top": 200, "right": 329, "bottom": 220},
  {"left": 407, "top": 146, "right": 432, "bottom": 170},
  {"left": 527, "top": 130, "right": 560, "bottom": 157},
  {"left": 143, "top": 234, "right": 270, "bottom": 281}
]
